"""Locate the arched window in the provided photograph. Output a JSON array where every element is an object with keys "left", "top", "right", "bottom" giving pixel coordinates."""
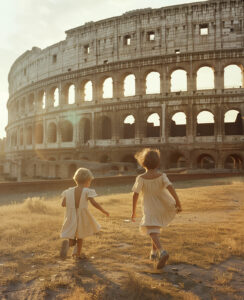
[
  {"left": 42, "top": 92, "right": 46, "bottom": 109},
  {"left": 124, "top": 74, "right": 135, "bottom": 97},
  {"left": 224, "top": 65, "right": 243, "bottom": 88},
  {"left": 197, "top": 154, "right": 215, "bottom": 169},
  {"left": 101, "top": 116, "right": 112, "bottom": 139},
  {"left": 196, "top": 66, "right": 215, "bottom": 90},
  {"left": 84, "top": 81, "right": 93, "bottom": 101},
  {"left": 68, "top": 85, "right": 75, "bottom": 104},
  {"left": 103, "top": 77, "right": 113, "bottom": 98},
  {"left": 147, "top": 113, "right": 160, "bottom": 137},
  {"left": 170, "top": 112, "right": 187, "bottom": 137},
  {"left": 224, "top": 110, "right": 243, "bottom": 135},
  {"left": 196, "top": 111, "right": 215, "bottom": 136},
  {"left": 47, "top": 123, "right": 57, "bottom": 143},
  {"left": 123, "top": 115, "right": 135, "bottom": 138},
  {"left": 60, "top": 120, "right": 73, "bottom": 142},
  {"left": 171, "top": 70, "right": 187, "bottom": 92},
  {"left": 35, "top": 123, "right": 43, "bottom": 144},
  {"left": 53, "top": 88, "right": 59, "bottom": 107},
  {"left": 146, "top": 72, "right": 160, "bottom": 94}
]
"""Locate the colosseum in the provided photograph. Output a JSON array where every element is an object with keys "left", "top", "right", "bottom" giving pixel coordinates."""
[{"left": 4, "top": 0, "right": 244, "bottom": 180}]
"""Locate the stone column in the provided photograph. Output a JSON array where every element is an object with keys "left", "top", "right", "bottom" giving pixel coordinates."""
[
  {"left": 214, "top": 70, "right": 224, "bottom": 90},
  {"left": 111, "top": 112, "right": 120, "bottom": 141},
  {"left": 135, "top": 73, "right": 145, "bottom": 96},
  {"left": 93, "top": 79, "right": 102, "bottom": 101},
  {"left": 113, "top": 74, "right": 123, "bottom": 99},
  {"left": 215, "top": 103, "right": 223, "bottom": 142},
  {"left": 161, "top": 103, "right": 166, "bottom": 143},
  {"left": 187, "top": 100, "right": 194, "bottom": 143},
  {"left": 75, "top": 82, "right": 81, "bottom": 104},
  {"left": 135, "top": 109, "right": 145, "bottom": 140},
  {"left": 59, "top": 83, "right": 67, "bottom": 106},
  {"left": 187, "top": 72, "right": 196, "bottom": 92}
]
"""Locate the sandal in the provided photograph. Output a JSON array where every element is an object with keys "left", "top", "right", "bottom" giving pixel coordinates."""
[{"left": 156, "top": 250, "right": 169, "bottom": 269}]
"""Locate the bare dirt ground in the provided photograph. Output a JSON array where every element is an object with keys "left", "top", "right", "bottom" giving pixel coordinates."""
[{"left": 0, "top": 178, "right": 244, "bottom": 299}]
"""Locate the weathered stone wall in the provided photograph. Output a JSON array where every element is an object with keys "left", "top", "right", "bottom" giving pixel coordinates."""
[{"left": 5, "top": 0, "right": 244, "bottom": 180}]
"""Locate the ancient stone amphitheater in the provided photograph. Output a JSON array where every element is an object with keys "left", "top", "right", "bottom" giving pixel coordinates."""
[{"left": 5, "top": 0, "right": 244, "bottom": 180}]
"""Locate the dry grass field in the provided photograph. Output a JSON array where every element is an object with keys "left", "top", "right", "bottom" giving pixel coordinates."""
[{"left": 0, "top": 178, "right": 244, "bottom": 299}]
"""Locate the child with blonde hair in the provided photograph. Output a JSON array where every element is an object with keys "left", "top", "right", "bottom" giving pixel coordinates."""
[
  {"left": 131, "top": 148, "right": 182, "bottom": 269},
  {"left": 60, "top": 168, "right": 109, "bottom": 259}
]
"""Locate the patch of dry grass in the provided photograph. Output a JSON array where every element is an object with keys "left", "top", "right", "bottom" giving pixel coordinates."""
[{"left": 0, "top": 181, "right": 244, "bottom": 299}]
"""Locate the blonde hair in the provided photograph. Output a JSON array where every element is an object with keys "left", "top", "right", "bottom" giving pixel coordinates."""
[
  {"left": 73, "top": 168, "right": 94, "bottom": 184},
  {"left": 135, "top": 148, "right": 160, "bottom": 170}
]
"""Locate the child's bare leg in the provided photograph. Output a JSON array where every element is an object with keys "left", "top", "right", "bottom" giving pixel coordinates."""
[
  {"left": 150, "top": 233, "right": 162, "bottom": 252},
  {"left": 152, "top": 240, "right": 157, "bottom": 251},
  {"left": 69, "top": 239, "right": 76, "bottom": 247},
  {"left": 76, "top": 239, "right": 83, "bottom": 256}
]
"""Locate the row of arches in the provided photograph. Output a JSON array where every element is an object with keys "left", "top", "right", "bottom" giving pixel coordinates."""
[
  {"left": 10, "top": 64, "right": 244, "bottom": 113},
  {"left": 9, "top": 109, "right": 243, "bottom": 147}
]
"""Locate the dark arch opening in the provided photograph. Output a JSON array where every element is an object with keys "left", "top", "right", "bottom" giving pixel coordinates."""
[
  {"left": 35, "top": 124, "right": 43, "bottom": 144},
  {"left": 101, "top": 116, "right": 111, "bottom": 139},
  {"left": 123, "top": 115, "right": 135, "bottom": 139},
  {"left": 197, "top": 154, "right": 215, "bottom": 169},
  {"left": 47, "top": 123, "right": 57, "bottom": 143},
  {"left": 68, "top": 164, "right": 77, "bottom": 178},
  {"left": 224, "top": 110, "right": 243, "bottom": 135},
  {"left": 121, "top": 154, "right": 136, "bottom": 163},
  {"left": 224, "top": 154, "right": 243, "bottom": 170},
  {"left": 169, "top": 153, "right": 187, "bottom": 168},
  {"left": 60, "top": 121, "right": 73, "bottom": 142}
]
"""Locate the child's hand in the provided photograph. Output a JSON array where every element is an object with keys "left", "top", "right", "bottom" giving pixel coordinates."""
[
  {"left": 131, "top": 213, "right": 136, "bottom": 222},
  {"left": 175, "top": 205, "right": 182, "bottom": 213}
]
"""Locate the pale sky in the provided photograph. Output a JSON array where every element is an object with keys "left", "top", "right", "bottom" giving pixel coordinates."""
[{"left": 0, "top": 0, "right": 209, "bottom": 138}]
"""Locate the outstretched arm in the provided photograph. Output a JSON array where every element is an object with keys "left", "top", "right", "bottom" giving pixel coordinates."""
[
  {"left": 131, "top": 192, "right": 139, "bottom": 222},
  {"left": 167, "top": 185, "right": 182, "bottom": 212},
  {"left": 89, "top": 197, "right": 109, "bottom": 217}
]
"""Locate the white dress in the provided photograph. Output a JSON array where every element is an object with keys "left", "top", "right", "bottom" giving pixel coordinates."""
[
  {"left": 132, "top": 174, "right": 176, "bottom": 234},
  {"left": 60, "top": 187, "right": 101, "bottom": 239}
]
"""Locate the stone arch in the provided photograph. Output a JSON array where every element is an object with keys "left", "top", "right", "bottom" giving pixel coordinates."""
[
  {"left": 170, "top": 69, "right": 187, "bottom": 92},
  {"left": 224, "top": 154, "right": 243, "bottom": 170},
  {"left": 146, "top": 113, "right": 160, "bottom": 137},
  {"left": 99, "top": 116, "right": 112, "bottom": 139},
  {"left": 68, "top": 164, "right": 77, "bottom": 178},
  {"left": 47, "top": 122, "right": 57, "bottom": 143},
  {"left": 146, "top": 71, "right": 160, "bottom": 94},
  {"left": 197, "top": 154, "right": 215, "bottom": 169},
  {"left": 224, "top": 109, "right": 243, "bottom": 135},
  {"left": 35, "top": 123, "right": 43, "bottom": 144},
  {"left": 169, "top": 152, "right": 187, "bottom": 168},
  {"left": 121, "top": 154, "right": 136, "bottom": 163},
  {"left": 196, "top": 110, "right": 215, "bottom": 136},
  {"left": 123, "top": 74, "right": 136, "bottom": 97},
  {"left": 196, "top": 66, "right": 215, "bottom": 90},
  {"left": 123, "top": 115, "right": 135, "bottom": 139},
  {"left": 100, "top": 154, "right": 109, "bottom": 163},
  {"left": 102, "top": 77, "right": 113, "bottom": 99},
  {"left": 80, "top": 118, "right": 91, "bottom": 143},
  {"left": 60, "top": 120, "right": 73, "bottom": 142},
  {"left": 26, "top": 126, "right": 32, "bottom": 145},
  {"left": 170, "top": 112, "right": 187, "bottom": 137},
  {"left": 224, "top": 64, "right": 243, "bottom": 88}
]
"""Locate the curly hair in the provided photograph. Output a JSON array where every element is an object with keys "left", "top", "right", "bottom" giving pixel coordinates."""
[
  {"left": 134, "top": 148, "right": 160, "bottom": 170},
  {"left": 73, "top": 168, "right": 94, "bottom": 184}
]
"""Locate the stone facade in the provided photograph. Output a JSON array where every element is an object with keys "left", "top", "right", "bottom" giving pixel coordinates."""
[{"left": 5, "top": 0, "right": 244, "bottom": 180}]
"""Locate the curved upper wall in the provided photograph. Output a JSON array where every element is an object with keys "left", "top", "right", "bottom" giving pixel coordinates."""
[{"left": 8, "top": 0, "right": 244, "bottom": 97}]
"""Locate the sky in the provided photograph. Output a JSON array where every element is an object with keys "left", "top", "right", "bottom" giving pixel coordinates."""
[{"left": 0, "top": 0, "right": 208, "bottom": 138}]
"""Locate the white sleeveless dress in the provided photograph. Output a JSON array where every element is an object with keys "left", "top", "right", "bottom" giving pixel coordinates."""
[
  {"left": 60, "top": 187, "right": 101, "bottom": 239},
  {"left": 132, "top": 174, "right": 176, "bottom": 235}
]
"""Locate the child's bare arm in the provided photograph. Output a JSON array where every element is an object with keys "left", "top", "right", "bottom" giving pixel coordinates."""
[
  {"left": 131, "top": 192, "right": 139, "bottom": 222},
  {"left": 61, "top": 197, "right": 66, "bottom": 207},
  {"left": 167, "top": 185, "right": 182, "bottom": 212},
  {"left": 89, "top": 197, "right": 109, "bottom": 216}
]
